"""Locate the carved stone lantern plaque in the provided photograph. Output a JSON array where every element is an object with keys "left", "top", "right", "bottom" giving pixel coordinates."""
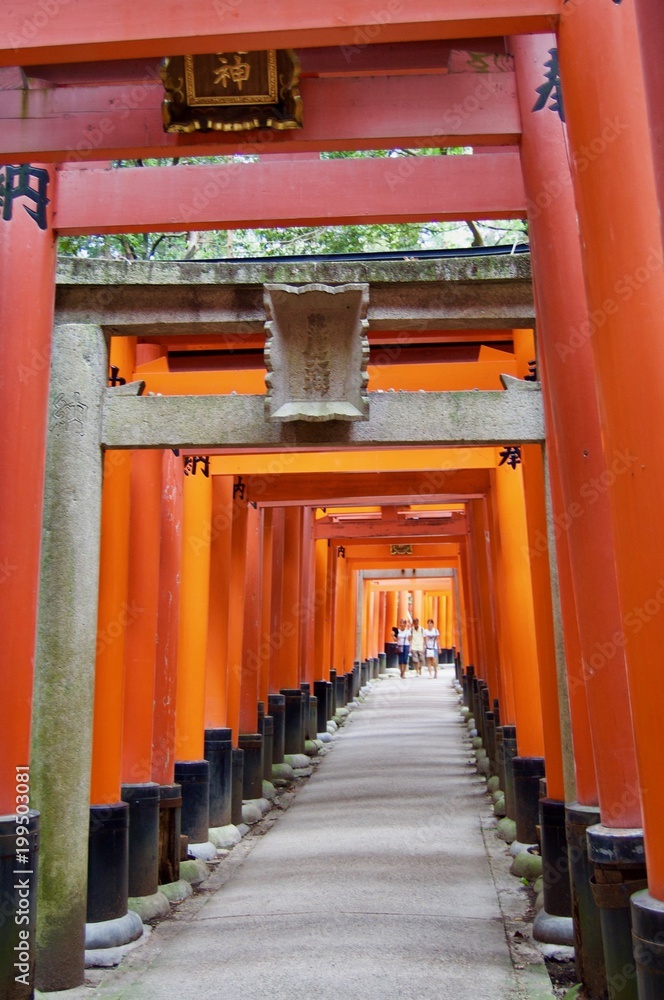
[
  {"left": 160, "top": 50, "right": 302, "bottom": 133},
  {"left": 264, "top": 284, "right": 370, "bottom": 422}
]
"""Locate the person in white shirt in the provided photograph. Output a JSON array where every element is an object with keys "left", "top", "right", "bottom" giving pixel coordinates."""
[
  {"left": 409, "top": 618, "right": 425, "bottom": 676},
  {"left": 396, "top": 619, "right": 411, "bottom": 678},
  {"left": 424, "top": 619, "right": 441, "bottom": 678}
]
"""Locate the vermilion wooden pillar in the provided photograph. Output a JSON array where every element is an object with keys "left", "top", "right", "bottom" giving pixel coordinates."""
[
  {"left": 361, "top": 579, "right": 371, "bottom": 661},
  {"left": 314, "top": 536, "right": 329, "bottom": 677},
  {"left": 378, "top": 590, "right": 386, "bottom": 656},
  {"left": 279, "top": 506, "right": 302, "bottom": 689},
  {"left": 633, "top": 0, "right": 664, "bottom": 250},
  {"left": 0, "top": 164, "right": 56, "bottom": 812},
  {"left": 0, "top": 163, "right": 56, "bottom": 998},
  {"left": 385, "top": 591, "right": 397, "bottom": 642},
  {"left": 467, "top": 499, "right": 501, "bottom": 705},
  {"left": 268, "top": 507, "right": 286, "bottom": 692},
  {"left": 174, "top": 468, "right": 213, "bottom": 761},
  {"left": 512, "top": 31, "right": 640, "bottom": 824},
  {"left": 492, "top": 459, "right": 544, "bottom": 758},
  {"left": 90, "top": 440, "right": 132, "bottom": 804},
  {"left": 559, "top": 2, "right": 664, "bottom": 855},
  {"left": 205, "top": 476, "right": 233, "bottom": 728},
  {"left": 152, "top": 450, "right": 183, "bottom": 788},
  {"left": 89, "top": 453, "right": 129, "bottom": 796},
  {"left": 299, "top": 507, "right": 315, "bottom": 688},
  {"left": 547, "top": 435, "right": 597, "bottom": 808},
  {"left": 239, "top": 505, "right": 262, "bottom": 733},
  {"left": 122, "top": 348, "right": 161, "bottom": 786},
  {"left": 260, "top": 508, "right": 275, "bottom": 706},
  {"left": 226, "top": 499, "right": 248, "bottom": 742},
  {"left": 121, "top": 448, "right": 162, "bottom": 782},
  {"left": 520, "top": 444, "right": 566, "bottom": 804},
  {"left": 558, "top": 12, "right": 664, "bottom": 989},
  {"left": 331, "top": 545, "right": 350, "bottom": 673},
  {"left": 398, "top": 590, "right": 409, "bottom": 624}
]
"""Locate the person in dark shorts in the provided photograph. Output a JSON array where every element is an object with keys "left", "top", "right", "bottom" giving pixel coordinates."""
[{"left": 396, "top": 618, "right": 411, "bottom": 678}]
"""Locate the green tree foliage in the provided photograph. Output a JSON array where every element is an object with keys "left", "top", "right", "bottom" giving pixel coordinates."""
[{"left": 57, "top": 151, "right": 528, "bottom": 261}]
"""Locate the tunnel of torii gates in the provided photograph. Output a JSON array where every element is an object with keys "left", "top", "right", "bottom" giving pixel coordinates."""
[{"left": 1, "top": 1, "right": 664, "bottom": 997}]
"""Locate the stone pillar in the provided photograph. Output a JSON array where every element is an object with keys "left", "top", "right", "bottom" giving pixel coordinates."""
[{"left": 31, "top": 323, "right": 106, "bottom": 990}]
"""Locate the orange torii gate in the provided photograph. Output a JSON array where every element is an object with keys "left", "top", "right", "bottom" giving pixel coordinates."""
[{"left": 1, "top": 4, "right": 664, "bottom": 998}]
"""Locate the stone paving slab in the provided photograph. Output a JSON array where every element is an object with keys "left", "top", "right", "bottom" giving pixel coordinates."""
[{"left": 41, "top": 669, "right": 554, "bottom": 1000}]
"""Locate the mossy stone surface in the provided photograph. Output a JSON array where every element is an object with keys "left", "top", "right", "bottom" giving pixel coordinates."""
[{"left": 510, "top": 851, "right": 543, "bottom": 881}]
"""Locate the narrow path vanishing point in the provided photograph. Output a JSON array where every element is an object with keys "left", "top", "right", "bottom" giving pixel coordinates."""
[{"left": 48, "top": 668, "right": 555, "bottom": 1000}]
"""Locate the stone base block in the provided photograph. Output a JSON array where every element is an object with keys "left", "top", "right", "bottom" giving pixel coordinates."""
[
  {"left": 127, "top": 891, "right": 171, "bottom": 922},
  {"left": 209, "top": 824, "right": 241, "bottom": 849},
  {"left": 533, "top": 909, "right": 575, "bottom": 947}
]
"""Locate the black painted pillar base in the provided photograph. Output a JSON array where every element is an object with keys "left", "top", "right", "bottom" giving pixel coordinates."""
[
  {"left": 204, "top": 728, "right": 233, "bottom": 828},
  {"left": 0, "top": 811, "right": 39, "bottom": 1000},
  {"left": 512, "top": 756, "right": 545, "bottom": 844},
  {"left": 300, "top": 684, "right": 310, "bottom": 740},
  {"left": 238, "top": 734, "right": 263, "bottom": 800},
  {"left": 329, "top": 671, "right": 337, "bottom": 715},
  {"left": 313, "top": 680, "right": 329, "bottom": 734},
  {"left": 588, "top": 824, "right": 646, "bottom": 1000},
  {"left": 121, "top": 782, "right": 159, "bottom": 898},
  {"left": 308, "top": 697, "right": 318, "bottom": 745},
  {"left": 378, "top": 652, "right": 387, "bottom": 674},
  {"left": 261, "top": 717, "right": 274, "bottom": 782},
  {"left": 565, "top": 803, "right": 606, "bottom": 999},
  {"left": 281, "top": 689, "right": 304, "bottom": 754},
  {"left": 268, "top": 694, "right": 285, "bottom": 765},
  {"left": 631, "top": 890, "right": 664, "bottom": 1000},
  {"left": 158, "top": 784, "right": 181, "bottom": 886},
  {"left": 87, "top": 802, "right": 128, "bottom": 923},
  {"left": 540, "top": 798, "right": 572, "bottom": 917},
  {"left": 231, "top": 749, "right": 244, "bottom": 826},
  {"left": 173, "top": 760, "right": 210, "bottom": 846},
  {"left": 335, "top": 675, "right": 346, "bottom": 709},
  {"left": 502, "top": 727, "right": 518, "bottom": 820}
]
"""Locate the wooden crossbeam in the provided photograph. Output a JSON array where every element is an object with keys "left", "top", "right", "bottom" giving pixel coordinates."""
[
  {"left": 313, "top": 515, "right": 468, "bottom": 539},
  {"left": 56, "top": 152, "right": 526, "bottom": 235},
  {"left": 0, "top": 2, "right": 560, "bottom": 67},
  {"left": 0, "top": 71, "right": 519, "bottom": 164}
]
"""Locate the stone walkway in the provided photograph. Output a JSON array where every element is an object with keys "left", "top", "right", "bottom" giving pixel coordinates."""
[{"left": 46, "top": 669, "right": 555, "bottom": 999}]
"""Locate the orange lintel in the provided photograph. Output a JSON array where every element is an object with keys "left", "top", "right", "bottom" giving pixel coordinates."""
[
  {"left": 0, "top": 2, "right": 560, "bottom": 67},
  {"left": 55, "top": 153, "right": 526, "bottom": 236},
  {"left": 0, "top": 71, "right": 519, "bottom": 165}
]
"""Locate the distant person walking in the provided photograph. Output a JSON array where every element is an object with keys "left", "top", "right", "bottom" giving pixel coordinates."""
[
  {"left": 396, "top": 619, "right": 411, "bottom": 678},
  {"left": 424, "top": 619, "right": 441, "bottom": 678},
  {"left": 409, "top": 618, "right": 425, "bottom": 676}
]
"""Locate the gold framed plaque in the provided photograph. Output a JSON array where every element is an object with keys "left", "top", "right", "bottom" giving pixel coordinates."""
[{"left": 161, "top": 49, "right": 302, "bottom": 133}]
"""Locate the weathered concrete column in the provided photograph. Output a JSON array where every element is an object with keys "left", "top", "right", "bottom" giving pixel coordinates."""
[{"left": 31, "top": 323, "right": 106, "bottom": 991}]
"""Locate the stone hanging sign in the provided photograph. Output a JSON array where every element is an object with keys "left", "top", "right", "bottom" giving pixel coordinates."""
[
  {"left": 160, "top": 50, "right": 302, "bottom": 132},
  {"left": 264, "top": 283, "right": 370, "bottom": 422}
]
